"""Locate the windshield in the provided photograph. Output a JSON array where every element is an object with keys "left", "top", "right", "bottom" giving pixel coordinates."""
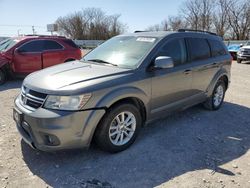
[
  {"left": 0, "top": 38, "right": 19, "bottom": 52},
  {"left": 245, "top": 41, "right": 250, "bottom": 46},
  {"left": 82, "top": 36, "right": 158, "bottom": 69}
]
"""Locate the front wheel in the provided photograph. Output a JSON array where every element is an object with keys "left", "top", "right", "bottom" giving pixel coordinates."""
[
  {"left": 237, "top": 59, "right": 242, "bottom": 63},
  {"left": 203, "top": 80, "right": 226, "bottom": 110},
  {"left": 94, "top": 103, "right": 142, "bottom": 153},
  {"left": 0, "top": 69, "right": 6, "bottom": 85}
]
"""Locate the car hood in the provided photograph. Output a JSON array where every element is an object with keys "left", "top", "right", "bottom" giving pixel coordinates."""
[
  {"left": 24, "top": 60, "right": 132, "bottom": 93},
  {"left": 241, "top": 46, "right": 250, "bottom": 49}
]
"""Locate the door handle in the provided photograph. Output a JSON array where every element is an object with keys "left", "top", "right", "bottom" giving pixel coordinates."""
[{"left": 183, "top": 69, "right": 192, "bottom": 74}]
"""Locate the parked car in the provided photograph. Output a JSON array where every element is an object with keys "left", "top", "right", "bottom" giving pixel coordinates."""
[
  {"left": 227, "top": 44, "right": 240, "bottom": 60},
  {"left": 13, "top": 29, "right": 231, "bottom": 153},
  {"left": 0, "top": 35, "right": 81, "bottom": 85},
  {"left": 237, "top": 41, "right": 250, "bottom": 63}
]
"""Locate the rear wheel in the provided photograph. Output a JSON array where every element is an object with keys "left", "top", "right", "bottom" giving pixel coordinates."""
[
  {"left": 203, "top": 80, "right": 226, "bottom": 110},
  {"left": 0, "top": 69, "right": 6, "bottom": 85},
  {"left": 94, "top": 103, "right": 142, "bottom": 153}
]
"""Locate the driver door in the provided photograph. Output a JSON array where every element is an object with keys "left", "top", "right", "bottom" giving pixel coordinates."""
[{"left": 13, "top": 40, "right": 43, "bottom": 74}]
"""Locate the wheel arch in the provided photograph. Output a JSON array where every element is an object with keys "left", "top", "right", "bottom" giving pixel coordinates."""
[
  {"left": 206, "top": 69, "right": 230, "bottom": 97},
  {"left": 87, "top": 87, "right": 149, "bottom": 146},
  {"left": 64, "top": 58, "right": 76, "bottom": 62},
  {"left": 95, "top": 86, "right": 150, "bottom": 122}
]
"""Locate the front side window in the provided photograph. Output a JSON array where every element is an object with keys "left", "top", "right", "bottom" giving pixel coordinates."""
[
  {"left": 19, "top": 40, "right": 44, "bottom": 53},
  {"left": 83, "top": 36, "right": 158, "bottom": 69},
  {"left": 187, "top": 38, "right": 210, "bottom": 61},
  {"left": 44, "top": 40, "right": 63, "bottom": 50},
  {"left": 157, "top": 38, "right": 187, "bottom": 66}
]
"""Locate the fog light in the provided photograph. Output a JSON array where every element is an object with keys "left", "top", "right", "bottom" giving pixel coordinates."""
[{"left": 42, "top": 134, "right": 60, "bottom": 146}]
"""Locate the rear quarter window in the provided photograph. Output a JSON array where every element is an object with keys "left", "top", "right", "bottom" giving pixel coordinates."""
[
  {"left": 63, "top": 39, "right": 79, "bottom": 48},
  {"left": 208, "top": 39, "right": 227, "bottom": 57},
  {"left": 187, "top": 38, "right": 210, "bottom": 61}
]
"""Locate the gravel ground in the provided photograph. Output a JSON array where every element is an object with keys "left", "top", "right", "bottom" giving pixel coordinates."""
[{"left": 0, "top": 61, "right": 250, "bottom": 188}]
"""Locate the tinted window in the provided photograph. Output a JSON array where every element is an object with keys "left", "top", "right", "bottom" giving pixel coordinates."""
[
  {"left": 158, "top": 38, "right": 187, "bottom": 66},
  {"left": 187, "top": 38, "right": 210, "bottom": 61},
  {"left": 44, "top": 40, "right": 63, "bottom": 50},
  {"left": 209, "top": 40, "right": 226, "bottom": 57},
  {"left": 63, "top": 39, "right": 78, "bottom": 48},
  {"left": 19, "top": 40, "right": 44, "bottom": 53}
]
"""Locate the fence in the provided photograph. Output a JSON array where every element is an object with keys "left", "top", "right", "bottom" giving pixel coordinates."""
[
  {"left": 74, "top": 40, "right": 104, "bottom": 49},
  {"left": 224, "top": 40, "right": 248, "bottom": 46}
]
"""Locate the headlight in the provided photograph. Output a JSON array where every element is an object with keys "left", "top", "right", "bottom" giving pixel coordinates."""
[{"left": 44, "top": 94, "right": 91, "bottom": 111}]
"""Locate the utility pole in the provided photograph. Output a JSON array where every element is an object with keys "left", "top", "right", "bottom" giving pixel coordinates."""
[
  {"left": 32, "top": 26, "right": 35, "bottom": 35},
  {"left": 17, "top": 29, "right": 21, "bottom": 36}
]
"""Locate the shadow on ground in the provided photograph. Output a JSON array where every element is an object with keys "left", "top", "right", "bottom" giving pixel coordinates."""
[
  {"left": 0, "top": 80, "right": 22, "bottom": 92},
  {"left": 21, "top": 102, "right": 250, "bottom": 188},
  {"left": 239, "top": 61, "right": 250, "bottom": 65}
]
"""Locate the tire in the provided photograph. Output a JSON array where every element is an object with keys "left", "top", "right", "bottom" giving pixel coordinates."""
[
  {"left": 232, "top": 53, "right": 237, "bottom": 60},
  {"left": 94, "top": 103, "right": 142, "bottom": 153},
  {"left": 231, "top": 52, "right": 237, "bottom": 60},
  {"left": 0, "top": 69, "right": 6, "bottom": 85},
  {"left": 237, "top": 59, "right": 242, "bottom": 63},
  {"left": 203, "top": 80, "right": 226, "bottom": 111}
]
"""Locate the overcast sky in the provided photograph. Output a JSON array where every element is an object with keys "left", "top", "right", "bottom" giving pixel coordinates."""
[{"left": 0, "top": 0, "right": 185, "bottom": 37}]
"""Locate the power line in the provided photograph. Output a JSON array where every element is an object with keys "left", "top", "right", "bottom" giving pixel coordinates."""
[{"left": 0, "top": 24, "right": 46, "bottom": 28}]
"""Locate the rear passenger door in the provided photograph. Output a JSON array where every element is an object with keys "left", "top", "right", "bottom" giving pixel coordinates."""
[
  {"left": 151, "top": 38, "right": 193, "bottom": 115},
  {"left": 42, "top": 40, "right": 64, "bottom": 68},
  {"left": 186, "top": 38, "right": 220, "bottom": 95}
]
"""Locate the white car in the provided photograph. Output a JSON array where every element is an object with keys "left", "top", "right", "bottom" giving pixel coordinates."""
[{"left": 237, "top": 41, "right": 250, "bottom": 63}]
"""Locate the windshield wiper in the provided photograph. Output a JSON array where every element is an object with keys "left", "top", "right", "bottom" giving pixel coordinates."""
[{"left": 87, "top": 59, "right": 118, "bottom": 67}]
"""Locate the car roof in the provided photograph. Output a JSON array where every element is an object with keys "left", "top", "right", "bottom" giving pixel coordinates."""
[{"left": 12, "top": 35, "right": 67, "bottom": 41}]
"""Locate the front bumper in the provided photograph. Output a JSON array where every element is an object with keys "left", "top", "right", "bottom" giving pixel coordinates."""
[
  {"left": 14, "top": 96, "right": 105, "bottom": 151},
  {"left": 237, "top": 54, "right": 250, "bottom": 61}
]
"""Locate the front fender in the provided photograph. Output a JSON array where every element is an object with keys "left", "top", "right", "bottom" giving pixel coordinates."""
[
  {"left": 96, "top": 86, "right": 150, "bottom": 111},
  {"left": 206, "top": 68, "right": 229, "bottom": 97},
  {"left": 0, "top": 56, "right": 9, "bottom": 69}
]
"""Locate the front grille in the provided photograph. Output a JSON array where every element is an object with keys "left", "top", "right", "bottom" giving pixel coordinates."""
[
  {"left": 242, "top": 50, "right": 250, "bottom": 55},
  {"left": 21, "top": 86, "right": 47, "bottom": 110}
]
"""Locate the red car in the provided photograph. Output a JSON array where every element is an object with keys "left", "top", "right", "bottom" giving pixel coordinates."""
[{"left": 0, "top": 35, "right": 81, "bottom": 85}]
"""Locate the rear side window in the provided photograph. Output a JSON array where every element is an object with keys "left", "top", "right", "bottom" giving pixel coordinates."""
[
  {"left": 157, "top": 38, "right": 187, "bottom": 66},
  {"left": 63, "top": 39, "right": 79, "bottom": 48},
  {"left": 44, "top": 40, "right": 63, "bottom": 50},
  {"left": 187, "top": 38, "right": 210, "bottom": 61},
  {"left": 208, "top": 40, "right": 226, "bottom": 57},
  {"left": 18, "top": 40, "right": 44, "bottom": 53}
]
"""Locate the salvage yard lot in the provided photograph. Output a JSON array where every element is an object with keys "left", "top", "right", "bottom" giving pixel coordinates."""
[{"left": 0, "top": 62, "right": 250, "bottom": 188}]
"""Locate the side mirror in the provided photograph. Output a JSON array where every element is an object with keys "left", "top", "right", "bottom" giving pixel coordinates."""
[
  {"left": 154, "top": 56, "right": 174, "bottom": 69},
  {"left": 240, "top": 44, "right": 243, "bottom": 47},
  {"left": 14, "top": 48, "right": 21, "bottom": 54}
]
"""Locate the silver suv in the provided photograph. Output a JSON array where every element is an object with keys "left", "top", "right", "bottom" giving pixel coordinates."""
[{"left": 13, "top": 29, "right": 231, "bottom": 152}]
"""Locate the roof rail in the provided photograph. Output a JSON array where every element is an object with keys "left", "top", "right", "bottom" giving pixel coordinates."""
[
  {"left": 24, "top": 34, "right": 66, "bottom": 38},
  {"left": 178, "top": 29, "right": 217, "bottom": 36},
  {"left": 134, "top": 31, "right": 148, "bottom": 33}
]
